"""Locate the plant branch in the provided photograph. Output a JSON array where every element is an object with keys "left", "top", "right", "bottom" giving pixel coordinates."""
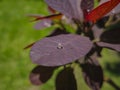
[{"left": 104, "top": 77, "right": 120, "bottom": 90}]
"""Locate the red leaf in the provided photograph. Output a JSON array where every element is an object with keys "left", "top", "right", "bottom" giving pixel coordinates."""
[
  {"left": 86, "top": 0, "right": 120, "bottom": 23},
  {"left": 29, "top": 13, "right": 63, "bottom": 21}
]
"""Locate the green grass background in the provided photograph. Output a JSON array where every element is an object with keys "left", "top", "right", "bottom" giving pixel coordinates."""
[{"left": 0, "top": 0, "right": 120, "bottom": 90}]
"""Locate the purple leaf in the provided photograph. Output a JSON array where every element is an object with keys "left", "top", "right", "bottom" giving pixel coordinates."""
[
  {"left": 30, "top": 34, "right": 93, "bottom": 66},
  {"left": 47, "top": 28, "right": 69, "bottom": 37},
  {"left": 34, "top": 19, "right": 52, "bottom": 30},
  {"left": 81, "top": 55, "right": 104, "bottom": 90},
  {"left": 97, "top": 42, "right": 120, "bottom": 52},
  {"left": 29, "top": 65, "right": 57, "bottom": 85},
  {"left": 113, "top": 4, "right": 120, "bottom": 14},
  {"left": 99, "top": 0, "right": 109, "bottom": 5},
  {"left": 86, "top": 43, "right": 103, "bottom": 57},
  {"left": 45, "top": 0, "right": 75, "bottom": 18},
  {"left": 55, "top": 68, "right": 77, "bottom": 90},
  {"left": 92, "top": 25, "right": 103, "bottom": 39},
  {"left": 100, "top": 28, "right": 120, "bottom": 44},
  {"left": 45, "top": 0, "right": 94, "bottom": 21},
  {"left": 81, "top": 0, "right": 94, "bottom": 11},
  {"left": 45, "top": 0, "right": 83, "bottom": 21}
]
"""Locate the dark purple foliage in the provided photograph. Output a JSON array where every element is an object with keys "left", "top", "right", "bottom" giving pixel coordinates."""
[
  {"left": 27, "top": 0, "right": 120, "bottom": 89},
  {"left": 45, "top": 0, "right": 94, "bottom": 21},
  {"left": 30, "top": 34, "right": 93, "bottom": 66},
  {"left": 100, "top": 28, "right": 120, "bottom": 44},
  {"left": 47, "top": 28, "right": 69, "bottom": 37},
  {"left": 80, "top": 55, "right": 104, "bottom": 90},
  {"left": 45, "top": 0, "right": 79, "bottom": 19},
  {"left": 96, "top": 16, "right": 109, "bottom": 28},
  {"left": 97, "top": 42, "right": 120, "bottom": 52},
  {"left": 55, "top": 67, "right": 77, "bottom": 90},
  {"left": 81, "top": 0, "right": 94, "bottom": 14},
  {"left": 29, "top": 66, "right": 57, "bottom": 85},
  {"left": 86, "top": 43, "right": 103, "bottom": 57}
]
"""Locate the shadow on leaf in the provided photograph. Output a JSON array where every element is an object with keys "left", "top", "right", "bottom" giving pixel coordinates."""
[{"left": 29, "top": 65, "right": 57, "bottom": 85}]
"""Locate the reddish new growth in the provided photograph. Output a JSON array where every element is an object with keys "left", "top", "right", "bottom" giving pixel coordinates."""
[{"left": 86, "top": 0, "right": 120, "bottom": 23}]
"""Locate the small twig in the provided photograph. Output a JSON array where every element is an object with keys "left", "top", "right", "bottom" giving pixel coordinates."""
[
  {"left": 104, "top": 77, "right": 120, "bottom": 90},
  {"left": 24, "top": 42, "right": 35, "bottom": 49}
]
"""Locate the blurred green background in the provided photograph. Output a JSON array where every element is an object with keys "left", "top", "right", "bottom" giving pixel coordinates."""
[{"left": 0, "top": 0, "right": 120, "bottom": 90}]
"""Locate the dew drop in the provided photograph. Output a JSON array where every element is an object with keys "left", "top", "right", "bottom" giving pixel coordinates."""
[{"left": 57, "top": 43, "right": 63, "bottom": 49}]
